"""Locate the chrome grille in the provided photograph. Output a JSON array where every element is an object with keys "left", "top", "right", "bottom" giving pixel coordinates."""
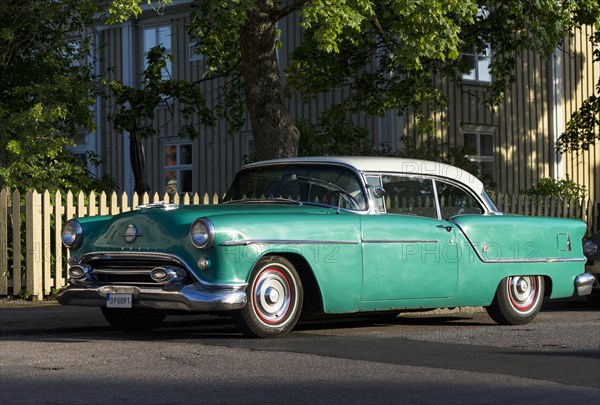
[{"left": 79, "top": 253, "right": 192, "bottom": 286}]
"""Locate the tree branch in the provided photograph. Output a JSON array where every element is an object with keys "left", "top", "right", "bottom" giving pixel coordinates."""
[
  {"left": 273, "top": 0, "right": 310, "bottom": 21},
  {"left": 371, "top": 17, "right": 396, "bottom": 54}
]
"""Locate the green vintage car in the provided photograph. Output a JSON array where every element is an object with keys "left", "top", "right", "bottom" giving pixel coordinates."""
[{"left": 58, "top": 157, "right": 595, "bottom": 337}]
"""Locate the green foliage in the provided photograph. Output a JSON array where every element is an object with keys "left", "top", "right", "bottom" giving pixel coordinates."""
[
  {"left": 287, "top": 0, "right": 477, "bottom": 117},
  {"left": 105, "top": 1, "right": 598, "bottom": 161},
  {"left": 0, "top": 0, "right": 113, "bottom": 193},
  {"left": 525, "top": 176, "right": 587, "bottom": 200},
  {"left": 103, "top": 46, "right": 221, "bottom": 139},
  {"left": 105, "top": 0, "right": 172, "bottom": 24},
  {"left": 19, "top": 289, "right": 31, "bottom": 302},
  {"left": 297, "top": 109, "right": 373, "bottom": 156}
]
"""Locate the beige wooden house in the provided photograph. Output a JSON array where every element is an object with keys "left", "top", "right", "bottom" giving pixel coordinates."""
[{"left": 76, "top": 1, "right": 599, "bottom": 202}]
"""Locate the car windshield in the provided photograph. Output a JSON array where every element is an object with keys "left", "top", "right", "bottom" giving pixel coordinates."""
[{"left": 223, "top": 164, "right": 368, "bottom": 210}]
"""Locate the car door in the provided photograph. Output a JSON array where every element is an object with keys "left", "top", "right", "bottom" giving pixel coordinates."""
[{"left": 360, "top": 175, "right": 459, "bottom": 301}]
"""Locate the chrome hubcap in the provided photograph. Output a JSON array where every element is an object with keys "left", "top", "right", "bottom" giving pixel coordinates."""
[
  {"left": 253, "top": 268, "right": 292, "bottom": 324},
  {"left": 508, "top": 276, "right": 538, "bottom": 313}
]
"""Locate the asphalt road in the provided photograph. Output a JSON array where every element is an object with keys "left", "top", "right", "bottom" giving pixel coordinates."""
[{"left": 1, "top": 299, "right": 599, "bottom": 404}]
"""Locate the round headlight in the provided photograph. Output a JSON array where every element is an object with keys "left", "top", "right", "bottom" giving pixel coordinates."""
[
  {"left": 61, "top": 220, "right": 82, "bottom": 248},
  {"left": 189, "top": 218, "right": 215, "bottom": 249}
]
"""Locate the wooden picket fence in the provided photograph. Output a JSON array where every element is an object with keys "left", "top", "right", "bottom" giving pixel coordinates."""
[{"left": 0, "top": 187, "right": 598, "bottom": 300}]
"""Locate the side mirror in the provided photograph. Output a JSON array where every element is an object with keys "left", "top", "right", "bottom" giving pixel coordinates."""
[{"left": 372, "top": 186, "right": 386, "bottom": 199}]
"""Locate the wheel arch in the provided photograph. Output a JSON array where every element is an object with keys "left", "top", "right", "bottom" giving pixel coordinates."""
[
  {"left": 542, "top": 275, "right": 553, "bottom": 297},
  {"left": 261, "top": 252, "right": 324, "bottom": 317}
]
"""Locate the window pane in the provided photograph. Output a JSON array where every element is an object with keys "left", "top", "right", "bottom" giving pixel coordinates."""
[
  {"left": 382, "top": 176, "right": 436, "bottom": 218},
  {"left": 165, "top": 170, "right": 177, "bottom": 195},
  {"left": 181, "top": 170, "right": 193, "bottom": 193},
  {"left": 480, "top": 134, "right": 494, "bottom": 156},
  {"left": 463, "top": 54, "right": 476, "bottom": 81},
  {"left": 477, "top": 58, "right": 491, "bottom": 82},
  {"left": 477, "top": 45, "right": 492, "bottom": 82},
  {"left": 143, "top": 29, "right": 155, "bottom": 50},
  {"left": 464, "top": 133, "right": 477, "bottom": 153},
  {"left": 158, "top": 26, "right": 171, "bottom": 49},
  {"left": 180, "top": 144, "right": 192, "bottom": 165},
  {"left": 164, "top": 145, "right": 177, "bottom": 166},
  {"left": 436, "top": 181, "right": 483, "bottom": 218},
  {"left": 365, "top": 175, "right": 384, "bottom": 212}
]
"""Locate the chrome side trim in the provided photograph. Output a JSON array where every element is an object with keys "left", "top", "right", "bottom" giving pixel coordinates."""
[
  {"left": 362, "top": 239, "right": 438, "bottom": 244},
  {"left": 220, "top": 239, "right": 359, "bottom": 247},
  {"left": 450, "top": 221, "right": 587, "bottom": 264},
  {"left": 575, "top": 273, "right": 595, "bottom": 296}
]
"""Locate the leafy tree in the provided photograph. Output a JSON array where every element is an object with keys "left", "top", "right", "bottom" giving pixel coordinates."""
[
  {"left": 105, "top": 0, "right": 477, "bottom": 160},
  {"left": 105, "top": 1, "right": 599, "bottom": 162},
  {"left": 102, "top": 46, "right": 216, "bottom": 193},
  {"left": 0, "top": 0, "right": 113, "bottom": 192}
]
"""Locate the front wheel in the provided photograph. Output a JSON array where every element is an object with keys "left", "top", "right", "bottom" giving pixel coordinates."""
[
  {"left": 233, "top": 256, "right": 303, "bottom": 338},
  {"left": 486, "top": 276, "right": 544, "bottom": 325},
  {"left": 101, "top": 307, "right": 166, "bottom": 332}
]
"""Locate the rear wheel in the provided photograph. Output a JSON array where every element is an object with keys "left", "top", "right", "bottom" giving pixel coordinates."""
[
  {"left": 486, "top": 276, "right": 544, "bottom": 325},
  {"left": 101, "top": 307, "right": 166, "bottom": 332},
  {"left": 233, "top": 256, "right": 303, "bottom": 338}
]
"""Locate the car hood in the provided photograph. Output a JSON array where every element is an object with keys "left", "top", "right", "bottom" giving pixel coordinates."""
[{"left": 89, "top": 203, "right": 341, "bottom": 252}]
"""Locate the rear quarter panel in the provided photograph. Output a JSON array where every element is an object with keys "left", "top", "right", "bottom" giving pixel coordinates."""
[{"left": 450, "top": 215, "right": 587, "bottom": 302}]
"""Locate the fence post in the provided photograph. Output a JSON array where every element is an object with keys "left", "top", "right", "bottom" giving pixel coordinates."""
[
  {"left": 54, "top": 190, "right": 65, "bottom": 289},
  {"left": 0, "top": 189, "right": 8, "bottom": 295},
  {"left": 43, "top": 190, "right": 52, "bottom": 295},
  {"left": 26, "top": 190, "right": 43, "bottom": 300},
  {"left": 12, "top": 190, "right": 22, "bottom": 295}
]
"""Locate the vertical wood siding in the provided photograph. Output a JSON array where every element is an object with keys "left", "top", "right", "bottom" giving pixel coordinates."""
[{"left": 562, "top": 26, "right": 599, "bottom": 202}]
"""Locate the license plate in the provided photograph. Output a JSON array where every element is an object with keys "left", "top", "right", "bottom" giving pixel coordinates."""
[{"left": 106, "top": 293, "right": 132, "bottom": 308}]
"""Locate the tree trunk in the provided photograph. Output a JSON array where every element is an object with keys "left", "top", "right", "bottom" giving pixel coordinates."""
[
  {"left": 240, "top": 1, "right": 299, "bottom": 161},
  {"left": 129, "top": 128, "right": 151, "bottom": 195}
]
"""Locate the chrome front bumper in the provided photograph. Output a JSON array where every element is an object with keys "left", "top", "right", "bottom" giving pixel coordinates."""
[
  {"left": 56, "top": 283, "right": 247, "bottom": 312},
  {"left": 575, "top": 273, "right": 596, "bottom": 296}
]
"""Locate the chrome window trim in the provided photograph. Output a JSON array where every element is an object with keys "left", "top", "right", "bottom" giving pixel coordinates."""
[{"left": 362, "top": 171, "right": 493, "bottom": 218}]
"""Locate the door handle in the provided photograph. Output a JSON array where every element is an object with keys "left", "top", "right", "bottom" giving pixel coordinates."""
[{"left": 436, "top": 224, "right": 453, "bottom": 232}]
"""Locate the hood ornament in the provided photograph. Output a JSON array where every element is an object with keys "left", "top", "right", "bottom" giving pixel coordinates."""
[{"left": 122, "top": 224, "right": 142, "bottom": 243}]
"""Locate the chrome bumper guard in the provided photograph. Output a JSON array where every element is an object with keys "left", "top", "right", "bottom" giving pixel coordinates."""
[
  {"left": 574, "top": 273, "right": 596, "bottom": 296},
  {"left": 56, "top": 283, "right": 247, "bottom": 312}
]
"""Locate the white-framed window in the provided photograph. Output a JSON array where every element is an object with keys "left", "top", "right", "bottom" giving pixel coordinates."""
[
  {"left": 163, "top": 141, "right": 193, "bottom": 196},
  {"left": 142, "top": 25, "right": 172, "bottom": 80},
  {"left": 189, "top": 40, "right": 203, "bottom": 62},
  {"left": 463, "top": 127, "right": 495, "bottom": 180},
  {"left": 463, "top": 44, "right": 491, "bottom": 83}
]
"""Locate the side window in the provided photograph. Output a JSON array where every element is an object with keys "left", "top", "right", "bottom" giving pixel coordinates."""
[
  {"left": 381, "top": 175, "right": 437, "bottom": 218},
  {"left": 436, "top": 181, "right": 484, "bottom": 218},
  {"left": 365, "top": 175, "right": 385, "bottom": 213}
]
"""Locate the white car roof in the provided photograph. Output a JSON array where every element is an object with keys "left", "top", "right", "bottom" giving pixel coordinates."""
[{"left": 245, "top": 156, "right": 486, "bottom": 195}]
